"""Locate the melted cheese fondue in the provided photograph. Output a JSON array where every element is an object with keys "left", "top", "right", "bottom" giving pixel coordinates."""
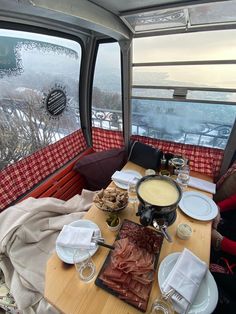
[{"left": 138, "top": 179, "right": 179, "bottom": 206}]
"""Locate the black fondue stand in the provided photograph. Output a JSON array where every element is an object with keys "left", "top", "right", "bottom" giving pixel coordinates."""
[
  {"left": 135, "top": 175, "right": 182, "bottom": 241},
  {"left": 136, "top": 203, "right": 177, "bottom": 227}
]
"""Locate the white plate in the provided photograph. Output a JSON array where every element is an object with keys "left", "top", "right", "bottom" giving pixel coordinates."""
[
  {"left": 112, "top": 170, "right": 142, "bottom": 189},
  {"left": 158, "top": 252, "right": 218, "bottom": 314},
  {"left": 56, "top": 219, "right": 101, "bottom": 264},
  {"left": 179, "top": 191, "right": 218, "bottom": 221}
]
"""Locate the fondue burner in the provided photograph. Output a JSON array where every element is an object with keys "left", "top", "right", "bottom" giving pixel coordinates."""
[
  {"left": 137, "top": 203, "right": 177, "bottom": 227},
  {"left": 136, "top": 203, "right": 176, "bottom": 242}
]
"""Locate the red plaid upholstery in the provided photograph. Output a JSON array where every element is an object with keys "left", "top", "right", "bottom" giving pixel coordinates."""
[
  {"left": 131, "top": 135, "right": 224, "bottom": 179},
  {"left": 92, "top": 127, "right": 124, "bottom": 151},
  {"left": 0, "top": 130, "right": 87, "bottom": 211}
]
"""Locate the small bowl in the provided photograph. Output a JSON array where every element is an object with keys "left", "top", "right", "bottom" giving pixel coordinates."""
[
  {"left": 176, "top": 223, "right": 192, "bottom": 240},
  {"left": 106, "top": 217, "right": 121, "bottom": 232},
  {"left": 145, "top": 169, "right": 156, "bottom": 176},
  {"left": 93, "top": 189, "right": 128, "bottom": 212},
  {"left": 95, "top": 202, "right": 128, "bottom": 213}
]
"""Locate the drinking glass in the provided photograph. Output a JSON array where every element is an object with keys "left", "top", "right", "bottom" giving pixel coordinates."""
[
  {"left": 170, "top": 157, "right": 185, "bottom": 175},
  {"left": 149, "top": 293, "right": 174, "bottom": 314},
  {"left": 73, "top": 249, "right": 96, "bottom": 283},
  {"left": 128, "top": 178, "right": 138, "bottom": 204},
  {"left": 176, "top": 165, "right": 190, "bottom": 191}
]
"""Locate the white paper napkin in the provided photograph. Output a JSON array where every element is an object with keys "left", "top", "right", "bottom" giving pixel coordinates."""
[
  {"left": 111, "top": 171, "right": 139, "bottom": 185},
  {"left": 56, "top": 225, "right": 99, "bottom": 249},
  {"left": 161, "top": 248, "right": 207, "bottom": 314},
  {"left": 188, "top": 176, "right": 216, "bottom": 194}
]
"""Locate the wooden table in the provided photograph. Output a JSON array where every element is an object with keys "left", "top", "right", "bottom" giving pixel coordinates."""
[{"left": 44, "top": 162, "right": 213, "bottom": 314}]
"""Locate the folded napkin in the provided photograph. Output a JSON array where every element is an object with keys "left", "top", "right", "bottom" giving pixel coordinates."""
[
  {"left": 56, "top": 225, "right": 100, "bottom": 249},
  {"left": 111, "top": 171, "right": 139, "bottom": 185},
  {"left": 188, "top": 176, "right": 216, "bottom": 194},
  {"left": 161, "top": 248, "right": 207, "bottom": 314}
]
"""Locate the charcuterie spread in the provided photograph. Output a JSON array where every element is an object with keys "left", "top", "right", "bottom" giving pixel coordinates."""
[{"left": 95, "top": 220, "right": 163, "bottom": 312}]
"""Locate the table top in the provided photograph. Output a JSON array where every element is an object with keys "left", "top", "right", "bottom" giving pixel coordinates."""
[{"left": 44, "top": 162, "right": 213, "bottom": 314}]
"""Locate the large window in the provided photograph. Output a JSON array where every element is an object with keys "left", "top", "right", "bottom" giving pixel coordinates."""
[
  {"left": 92, "top": 41, "right": 122, "bottom": 130},
  {"left": 132, "top": 30, "right": 236, "bottom": 149},
  {"left": 0, "top": 29, "right": 81, "bottom": 170}
]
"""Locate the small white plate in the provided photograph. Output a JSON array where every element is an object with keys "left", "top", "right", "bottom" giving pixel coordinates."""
[
  {"left": 56, "top": 219, "right": 101, "bottom": 264},
  {"left": 158, "top": 252, "right": 218, "bottom": 314},
  {"left": 179, "top": 191, "right": 218, "bottom": 221},
  {"left": 112, "top": 170, "right": 142, "bottom": 190}
]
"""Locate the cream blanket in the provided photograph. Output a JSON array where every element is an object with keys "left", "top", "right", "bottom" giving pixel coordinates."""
[{"left": 0, "top": 190, "right": 96, "bottom": 314}]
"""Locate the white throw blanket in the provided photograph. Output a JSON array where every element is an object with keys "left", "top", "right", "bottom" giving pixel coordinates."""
[{"left": 0, "top": 189, "right": 96, "bottom": 314}]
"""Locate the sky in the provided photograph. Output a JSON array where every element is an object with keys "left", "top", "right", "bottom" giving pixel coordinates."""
[{"left": 133, "top": 29, "right": 236, "bottom": 89}]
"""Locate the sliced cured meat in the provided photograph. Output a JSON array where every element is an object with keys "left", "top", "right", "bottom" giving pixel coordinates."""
[
  {"left": 96, "top": 219, "right": 163, "bottom": 312},
  {"left": 119, "top": 220, "right": 163, "bottom": 254}
]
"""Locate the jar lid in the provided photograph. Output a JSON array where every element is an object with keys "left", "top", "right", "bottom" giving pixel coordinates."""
[{"left": 177, "top": 223, "right": 192, "bottom": 240}]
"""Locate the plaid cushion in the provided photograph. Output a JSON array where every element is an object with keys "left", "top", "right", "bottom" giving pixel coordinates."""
[{"left": 217, "top": 161, "right": 236, "bottom": 188}]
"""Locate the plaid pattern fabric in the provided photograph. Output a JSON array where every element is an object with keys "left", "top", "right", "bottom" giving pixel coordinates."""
[
  {"left": 216, "top": 160, "right": 236, "bottom": 188},
  {"left": 0, "top": 130, "right": 87, "bottom": 211},
  {"left": 92, "top": 127, "right": 124, "bottom": 151},
  {"left": 210, "top": 263, "right": 228, "bottom": 274},
  {"left": 131, "top": 135, "right": 224, "bottom": 179}
]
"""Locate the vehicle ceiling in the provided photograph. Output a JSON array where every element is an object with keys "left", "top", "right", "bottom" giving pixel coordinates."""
[
  {"left": 1, "top": 1, "right": 236, "bottom": 40},
  {"left": 89, "top": 0, "right": 236, "bottom": 37}
]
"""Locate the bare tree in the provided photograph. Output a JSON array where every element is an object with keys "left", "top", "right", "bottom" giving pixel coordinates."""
[{"left": 0, "top": 89, "right": 61, "bottom": 170}]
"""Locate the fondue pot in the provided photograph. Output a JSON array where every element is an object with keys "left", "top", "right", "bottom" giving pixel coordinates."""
[{"left": 136, "top": 175, "right": 182, "bottom": 241}]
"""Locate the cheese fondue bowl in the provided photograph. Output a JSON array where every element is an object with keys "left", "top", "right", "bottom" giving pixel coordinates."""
[{"left": 136, "top": 175, "right": 182, "bottom": 226}]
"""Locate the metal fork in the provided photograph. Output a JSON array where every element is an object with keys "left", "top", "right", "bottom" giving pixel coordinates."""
[{"left": 163, "top": 288, "right": 183, "bottom": 301}]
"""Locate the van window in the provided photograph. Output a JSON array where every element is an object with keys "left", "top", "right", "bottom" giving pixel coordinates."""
[
  {"left": 0, "top": 29, "right": 81, "bottom": 170},
  {"left": 132, "top": 30, "right": 236, "bottom": 149},
  {"left": 92, "top": 42, "right": 122, "bottom": 131}
]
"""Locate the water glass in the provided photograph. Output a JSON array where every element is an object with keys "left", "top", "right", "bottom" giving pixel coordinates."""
[
  {"left": 150, "top": 299, "right": 175, "bottom": 314},
  {"left": 176, "top": 165, "right": 190, "bottom": 191},
  {"left": 73, "top": 249, "right": 96, "bottom": 283},
  {"left": 128, "top": 178, "right": 138, "bottom": 204},
  {"left": 149, "top": 294, "right": 174, "bottom": 314}
]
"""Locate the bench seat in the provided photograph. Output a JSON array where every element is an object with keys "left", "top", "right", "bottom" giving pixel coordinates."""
[{"left": 20, "top": 147, "right": 94, "bottom": 202}]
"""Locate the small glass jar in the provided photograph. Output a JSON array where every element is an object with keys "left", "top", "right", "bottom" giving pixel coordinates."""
[{"left": 160, "top": 155, "right": 167, "bottom": 171}]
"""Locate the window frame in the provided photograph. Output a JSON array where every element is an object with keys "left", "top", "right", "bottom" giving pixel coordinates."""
[
  {"left": 131, "top": 41, "right": 236, "bottom": 177},
  {"left": 90, "top": 38, "right": 124, "bottom": 139},
  {"left": 0, "top": 22, "right": 86, "bottom": 167}
]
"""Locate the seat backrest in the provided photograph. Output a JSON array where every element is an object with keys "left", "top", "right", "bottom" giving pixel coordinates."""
[{"left": 128, "top": 140, "right": 162, "bottom": 170}]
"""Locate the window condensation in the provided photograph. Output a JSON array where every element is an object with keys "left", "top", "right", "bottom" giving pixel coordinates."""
[
  {"left": 0, "top": 29, "right": 81, "bottom": 170},
  {"left": 92, "top": 42, "right": 122, "bottom": 131},
  {"left": 132, "top": 31, "right": 236, "bottom": 149}
]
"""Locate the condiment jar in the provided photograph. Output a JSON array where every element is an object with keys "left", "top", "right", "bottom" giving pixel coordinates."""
[
  {"left": 160, "top": 155, "right": 167, "bottom": 171},
  {"left": 176, "top": 223, "right": 192, "bottom": 240}
]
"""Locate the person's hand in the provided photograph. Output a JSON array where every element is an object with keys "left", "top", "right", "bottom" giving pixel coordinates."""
[
  {"left": 212, "top": 206, "right": 221, "bottom": 229},
  {"left": 211, "top": 229, "right": 223, "bottom": 251}
]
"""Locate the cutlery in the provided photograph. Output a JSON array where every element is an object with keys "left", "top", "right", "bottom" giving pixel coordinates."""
[
  {"left": 153, "top": 219, "right": 173, "bottom": 243},
  {"left": 163, "top": 288, "right": 183, "bottom": 301},
  {"left": 93, "top": 239, "right": 115, "bottom": 250}
]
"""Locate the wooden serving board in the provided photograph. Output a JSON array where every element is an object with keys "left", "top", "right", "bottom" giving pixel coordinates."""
[{"left": 95, "top": 219, "right": 164, "bottom": 312}]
